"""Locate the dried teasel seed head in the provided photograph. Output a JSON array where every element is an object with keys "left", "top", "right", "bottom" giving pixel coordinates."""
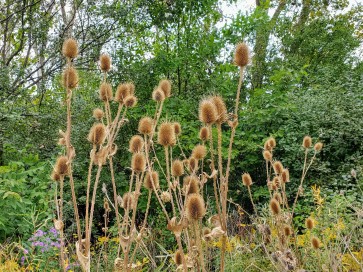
[
  {"left": 242, "top": 173, "right": 253, "bottom": 187},
  {"left": 273, "top": 161, "right": 283, "bottom": 175},
  {"left": 100, "top": 54, "right": 111, "bottom": 72},
  {"left": 203, "top": 227, "right": 212, "bottom": 241},
  {"left": 158, "top": 79, "right": 171, "bottom": 98},
  {"left": 174, "top": 250, "right": 183, "bottom": 266},
  {"left": 234, "top": 42, "right": 249, "bottom": 67},
  {"left": 54, "top": 156, "right": 69, "bottom": 176},
  {"left": 263, "top": 150, "right": 272, "bottom": 161},
  {"left": 281, "top": 168, "right": 290, "bottom": 183},
  {"left": 99, "top": 82, "right": 113, "bottom": 101},
  {"left": 122, "top": 192, "right": 134, "bottom": 210},
  {"left": 270, "top": 199, "right": 280, "bottom": 215},
  {"left": 311, "top": 237, "right": 321, "bottom": 249},
  {"left": 93, "top": 108, "right": 104, "bottom": 120},
  {"left": 62, "top": 67, "right": 78, "bottom": 89},
  {"left": 152, "top": 88, "right": 165, "bottom": 102},
  {"left": 264, "top": 140, "right": 272, "bottom": 151},
  {"left": 303, "top": 136, "right": 312, "bottom": 148},
  {"left": 172, "top": 159, "right": 184, "bottom": 177},
  {"left": 199, "top": 99, "right": 218, "bottom": 124},
  {"left": 185, "top": 193, "right": 206, "bottom": 221},
  {"left": 124, "top": 95, "right": 137, "bottom": 108},
  {"left": 54, "top": 219, "right": 64, "bottom": 231},
  {"left": 161, "top": 191, "right": 171, "bottom": 203},
  {"left": 144, "top": 171, "right": 159, "bottom": 190},
  {"left": 268, "top": 137, "right": 276, "bottom": 149},
  {"left": 129, "top": 135, "right": 144, "bottom": 153},
  {"left": 131, "top": 153, "right": 146, "bottom": 173},
  {"left": 272, "top": 176, "right": 281, "bottom": 188},
  {"left": 51, "top": 170, "right": 61, "bottom": 182},
  {"left": 211, "top": 95, "right": 227, "bottom": 123},
  {"left": 305, "top": 217, "right": 314, "bottom": 230},
  {"left": 127, "top": 82, "right": 135, "bottom": 94},
  {"left": 138, "top": 117, "right": 153, "bottom": 135},
  {"left": 199, "top": 127, "right": 210, "bottom": 141},
  {"left": 158, "top": 122, "right": 176, "bottom": 147},
  {"left": 273, "top": 192, "right": 282, "bottom": 204},
  {"left": 183, "top": 175, "right": 200, "bottom": 195},
  {"left": 174, "top": 122, "right": 182, "bottom": 136},
  {"left": 115, "top": 83, "right": 130, "bottom": 103},
  {"left": 283, "top": 225, "right": 292, "bottom": 237},
  {"left": 114, "top": 257, "right": 123, "bottom": 270},
  {"left": 62, "top": 38, "right": 78, "bottom": 59},
  {"left": 314, "top": 142, "right": 323, "bottom": 152},
  {"left": 88, "top": 123, "right": 107, "bottom": 145},
  {"left": 188, "top": 157, "right": 198, "bottom": 172},
  {"left": 192, "top": 144, "right": 207, "bottom": 160}
]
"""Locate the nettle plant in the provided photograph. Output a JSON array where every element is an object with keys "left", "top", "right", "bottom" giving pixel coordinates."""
[{"left": 51, "top": 38, "right": 324, "bottom": 272}]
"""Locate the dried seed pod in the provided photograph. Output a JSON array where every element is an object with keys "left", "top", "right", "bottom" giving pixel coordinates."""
[
  {"left": 264, "top": 140, "right": 272, "bottom": 151},
  {"left": 54, "top": 219, "right": 64, "bottom": 231},
  {"left": 273, "top": 192, "right": 282, "bottom": 204},
  {"left": 115, "top": 83, "right": 130, "bottom": 103},
  {"left": 172, "top": 159, "right": 184, "bottom": 177},
  {"left": 124, "top": 95, "right": 137, "bottom": 108},
  {"left": 188, "top": 157, "right": 198, "bottom": 172},
  {"left": 127, "top": 82, "right": 135, "bottom": 94},
  {"left": 62, "top": 38, "right": 78, "bottom": 59},
  {"left": 62, "top": 67, "right": 78, "bottom": 89},
  {"left": 268, "top": 137, "right": 276, "bottom": 149},
  {"left": 234, "top": 42, "right": 249, "bottom": 67},
  {"left": 242, "top": 173, "right": 252, "bottom": 187},
  {"left": 174, "top": 122, "right": 182, "bottom": 136},
  {"left": 88, "top": 123, "right": 107, "bottom": 145},
  {"left": 131, "top": 153, "right": 146, "bottom": 173},
  {"left": 122, "top": 192, "right": 134, "bottom": 210},
  {"left": 183, "top": 175, "right": 200, "bottom": 195},
  {"left": 54, "top": 156, "right": 69, "bottom": 176},
  {"left": 305, "top": 217, "right": 314, "bottom": 230},
  {"left": 152, "top": 88, "right": 165, "bottom": 102},
  {"left": 314, "top": 142, "right": 323, "bottom": 152},
  {"left": 270, "top": 199, "right": 280, "bottom": 215},
  {"left": 199, "top": 99, "right": 218, "bottom": 124},
  {"left": 158, "top": 122, "right": 176, "bottom": 147},
  {"left": 144, "top": 171, "right": 159, "bottom": 190},
  {"left": 263, "top": 150, "right": 272, "bottom": 161},
  {"left": 273, "top": 161, "right": 283, "bottom": 175},
  {"left": 100, "top": 54, "right": 111, "bottom": 72},
  {"left": 129, "top": 135, "right": 144, "bottom": 153},
  {"left": 283, "top": 225, "right": 292, "bottom": 237},
  {"left": 51, "top": 170, "right": 61, "bottom": 182},
  {"left": 158, "top": 79, "right": 171, "bottom": 98},
  {"left": 174, "top": 250, "right": 183, "bottom": 266},
  {"left": 281, "top": 168, "right": 290, "bottom": 183},
  {"left": 99, "top": 82, "right": 113, "bottom": 101},
  {"left": 199, "top": 127, "right": 210, "bottom": 141},
  {"left": 192, "top": 144, "right": 207, "bottom": 160},
  {"left": 311, "top": 237, "right": 320, "bottom": 249},
  {"left": 161, "top": 191, "right": 171, "bottom": 203},
  {"left": 138, "top": 117, "right": 153, "bottom": 135},
  {"left": 303, "top": 136, "right": 312, "bottom": 148},
  {"left": 185, "top": 193, "right": 206, "bottom": 221},
  {"left": 211, "top": 95, "right": 227, "bottom": 123},
  {"left": 93, "top": 108, "right": 104, "bottom": 120}
]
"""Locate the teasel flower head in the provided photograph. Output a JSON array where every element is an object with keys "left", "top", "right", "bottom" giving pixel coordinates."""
[
  {"left": 144, "top": 171, "right": 159, "bottom": 190},
  {"left": 100, "top": 54, "right": 111, "bottom": 72},
  {"left": 199, "top": 99, "right": 218, "bottom": 124},
  {"left": 211, "top": 95, "right": 227, "bottom": 123},
  {"left": 99, "top": 82, "right": 113, "bottom": 101},
  {"left": 314, "top": 142, "right": 323, "bottom": 152},
  {"left": 273, "top": 192, "right": 282, "bottom": 204},
  {"left": 131, "top": 153, "right": 146, "bottom": 173},
  {"left": 188, "top": 157, "right": 198, "bottom": 172},
  {"left": 263, "top": 150, "right": 272, "bottom": 161},
  {"left": 185, "top": 193, "right": 206, "bottom": 221},
  {"left": 138, "top": 117, "right": 153, "bottom": 135},
  {"left": 158, "top": 122, "right": 176, "bottom": 147},
  {"left": 264, "top": 140, "right": 272, "bottom": 151},
  {"left": 174, "top": 250, "right": 183, "bottom": 266},
  {"left": 115, "top": 83, "right": 130, "bottom": 104},
  {"left": 311, "top": 237, "right": 321, "bottom": 249},
  {"left": 183, "top": 175, "right": 200, "bottom": 195},
  {"left": 152, "top": 88, "right": 165, "bottom": 102},
  {"left": 270, "top": 199, "right": 280, "bottom": 215},
  {"left": 234, "top": 42, "right": 249, "bottom": 67},
  {"left": 192, "top": 144, "right": 207, "bottom": 160},
  {"left": 124, "top": 95, "right": 137, "bottom": 108},
  {"left": 54, "top": 156, "right": 69, "bottom": 176},
  {"left": 62, "top": 38, "right": 78, "bottom": 59},
  {"left": 199, "top": 127, "right": 209, "bottom": 141},
  {"left": 158, "top": 79, "right": 171, "bottom": 98},
  {"left": 93, "top": 108, "right": 104, "bottom": 120},
  {"left": 161, "top": 191, "right": 171, "bottom": 203},
  {"left": 122, "top": 192, "right": 134, "bottom": 210},
  {"left": 273, "top": 160, "right": 283, "bottom": 175},
  {"left": 129, "top": 135, "right": 144, "bottom": 153},
  {"left": 268, "top": 137, "right": 276, "bottom": 149},
  {"left": 281, "top": 168, "right": 290, "bottom": 183},
  {"left": 303, "top": 136, "right": 312, "bottom": 148},
  {"left": 305, "top": 217, "right": 315, "bottom": 230},
  {"left": 172, "top": 159, "right": 184, "bottom": 177},
  {"left": 174, "top": 122, "right": 182, "bottom": 137},
  {"left": 62, "top": 67, "right": 78, "bottom": 89},
  {"left": 88, "top": 123, "right": 107, "bottom": 145},
  {"left": 283, "top": 225, "right": 292, "bottom": 237},
  {"left": 242, "top": 173, "right": 253, "bottom": 187},
  {"left": 51, "top": 170, "right": 61, "bottom": 182}
]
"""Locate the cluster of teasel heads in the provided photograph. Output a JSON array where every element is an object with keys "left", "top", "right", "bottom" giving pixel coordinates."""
[{"left": 51, "top": 37, "right": 323, "bottom": 272}]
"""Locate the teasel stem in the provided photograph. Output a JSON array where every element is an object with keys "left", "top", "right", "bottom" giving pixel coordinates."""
[
  {"left": 176, "top": 234, "right": 188, "bottom": 272},
  {"left": 177, "top": 137, "right": 187, "bottom": 160},
  {"left": 110, "top": 107, "right": 128, "bottom": 145},
  {"left": 165, "top": 146, "right": 176, "bottom": 217},
  {"left": 58, "top": 176, "right": 66, "bottom": 272},
  {"left": 247, "top": 185, "right": 257, "bottom": 215},
  {"left": 85, "top": 146, "right": 95, "bottom": 254},
  {"left": 122, "top": 169, "right": 135, "bottom": 233},
  {"left": 266, "top": 160, "right": 272, "bottom": 198},
  {"left": 109, "top": 103, "right": 124, "bottom": 141},
  {"left": 194, "top": 221, "right": 206, "bottom": 272}
]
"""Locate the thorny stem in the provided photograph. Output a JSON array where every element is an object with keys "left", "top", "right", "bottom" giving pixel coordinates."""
[
  {"left": 85, "top": 147, "right": 95, "bottom": 254},
  {"left": 59, "top": 177, "right": 66, "bottom": 272},
  {"left": 165, "top": 146, "right": 176, "bottom": 217},
  {"left": 176, "top": 234, "right": 188, "bottom": 272},
  {"left": 194, "top": 221, "right": 206, "bottom": 272},
  {"left": 247, "top": 185, "right": 257, "bottom": 215}
]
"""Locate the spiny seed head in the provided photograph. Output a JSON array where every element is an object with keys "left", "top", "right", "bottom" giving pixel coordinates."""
[
  {"left": 124, "top": 95, "right": 137, "bottom": 108},
  {"left": 183, "top": 175, "right": 200, "bottom": 195},
  {"left": 314, "top": 142, "right": 323, "bottom": 152},
  {"left": 273, "top": 161, "right": 283, "bottom": 175},
  {"left": 234, "top": 42, "right": 249, "bottom": 67},
  {"left": 192, "top": 144, "right": 207, "bottom": 160},
  {"left": 270, "top": 199, "right": 280, "bottom": 215},
  {"left": 272, "top": 176, "right": 281, "bottom": 188},
  {"left": 138, "top": 117, "right": 153, "bottom": 135},
  {"left": 51, "top": 170, "right": 61, "bottom": 182},
  {"left": 188, "top": 157, "right": 198, "bottom": 172},
  {"left": 55, "top": 156, "right": 69, "bottom": 176},
  {"left": 273, "top": 192, "right": 282, "bottom": 204},
  {"left": 172, "top": 160, "right": 184, "bottom": 177},
  {"left": 311, "top": 237, "right": 321, "bottom": 249},
  {"left": 199, "top": 127, "right": 209, "bottom": 141},
  {"left": 129, "top": 135, "right": 144, "bottom": 153},
  {"left": 122, "top": 192, "right": 134, "bottom": 210},
  {"left": 93, "top": 108, "right": 104, "bottom": 120},
  {"left": 174, "top": 250, "right": 182, "bottom": 266},
  {"left": 99, "top": 82, "right": 113, "bottom": 101},
  {"left": 158, "top": 79, "right": 171, "bottom": 98},
  {"left": 115, "top": 83, "right": 130, "bottom": 103},
  {"left": 185, "top": 193, "right": 206, "bottom": 221},
  {"left": 264, "top": 140, "right": 272, "bottom": 151},
  {"left": 88, "top": 123, "right": 107, "bottom": 145},
  {"left": 144, "top": 171, "right": 159, "bottom": 190},
  {"left": 161, "top": 191, "right": 171, "bottom": 203},
  {"left": 203, "top": 227, "right": 211, "bottom": 236},
  {"left": 303, "top": 136, "right": 312, "bottom": 148},
  {"left": 263, "top": 150, "right": 272, "bottom": 161},
  {"left": 152, "top": 88, "right": 165, "bottom": 102},
  {"left": 283, "top": 225, "right": 292, "bottom": 236},
  {"left": 131, "top": 153, "right": 146, "bottom": 172},
  {"left": 199, "top": 99, "right": 218, "bottom": 124},
  {"left": 100, "top": 54, "right": 111, "bottom": 72},
  {"left": 62, "top": 67, "right": 78, "bottom": 89},
  {"left": 127, "top": 82, "right": 135, "bottom": 94},
  {"left": 305, "top": 217, "right": 314, "bottom": 230},
  {"left": 174, "top": 122, "right": 181, "bottom": 136},
  {"left": 281, "top": 169, "right": 290, "bottom": 183},
  {"left": 158, "top": 122, "right": 176, "bottom": 147},
  {"left": 211, "top": 95, "right": 227, "bottom": 123},
  {"left": 242, "top": 173, "right": 253, "bottom": 187},
  {"left": 62, "top": 38, "right": 78, "bottom": 59},
  {"left": 268, "top": 137, "right": 276, "bottom": 149}
]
